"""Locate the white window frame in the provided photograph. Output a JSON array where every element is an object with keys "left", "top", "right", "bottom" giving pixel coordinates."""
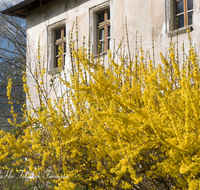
[
  {"left": 47, "top": 19, "right": 66, "bottom": 73},
  {"left": 166, "top": 0, "right": 193, "bottom": 36},
  {"left": 89, "top": 1, "right": 110, "bottom": 55}
]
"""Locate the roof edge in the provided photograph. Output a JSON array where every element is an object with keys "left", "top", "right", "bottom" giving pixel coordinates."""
[{"left": 1, "top": 0, "right": 35, "bottom": 18}]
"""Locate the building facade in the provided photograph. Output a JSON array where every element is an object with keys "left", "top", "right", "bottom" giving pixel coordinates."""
[{"left": 2, "top": 0, "right": 199, "bottom": 106}]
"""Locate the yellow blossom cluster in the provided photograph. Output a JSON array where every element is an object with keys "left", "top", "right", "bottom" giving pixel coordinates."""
[{"left": 2, "top": 34, "right": 200, "bottom": 189}]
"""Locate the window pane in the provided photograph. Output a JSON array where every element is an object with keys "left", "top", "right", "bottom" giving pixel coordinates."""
[
  {"left": 99, "top": 12, "right": 104, "bottom": 23},
  {"left": 56, "top": 45, "right": 59, "bottom": 56},
  {"left": 56, "top": 57, "right": 59, "bottom": 67},
  {"left": 108, "top": 25, "right": 110, "bottom": 37},
  {"left": 99, "top": 28, "right": 104, "bottom": 40},
  {"left": 64, "top": 42, "right": 66, "bottom": 53},
  {"left": 56, "top": 30, "right": 61, "bottom": 40},
  {"left": 64, "top": 28, "right": 66, "bottom": 37},
  {"left": 64, "top": 54, "right": 66, "bottom": 65},
  {"left": 176, "top": 14, "right": 184, "bottom": 28},
  {"left": 108, "top": 39, "right": 110, "bottom": 50},
  {"left": 187, "top": 0, "right": 193, "bottom": 10},
  {"left": 107, "top": 10, "right": 110, "bottom": 20},
  {"left": 176, "top": 0, "right": 184, "bottom": 14},
  {"left": 188, "top": 11, "right": 193, "bottom": 25},
  {"left": 99, "top": 41, "right": 104, "bottom": 53}
]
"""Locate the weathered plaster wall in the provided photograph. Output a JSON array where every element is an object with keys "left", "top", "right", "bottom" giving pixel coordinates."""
[{"left": 26, "top": 0, "right": 200, "bottom": 107}]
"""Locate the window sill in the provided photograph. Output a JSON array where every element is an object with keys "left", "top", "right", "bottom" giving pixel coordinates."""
[
  {"left": 47, "top": 66, "right": 63, "bottom": 75},
  {"left": 168, "top": 26, "right": 193, "bottom": 37},
  {"left": 93, "top": 52, "right": 108, "bottom": 58}
]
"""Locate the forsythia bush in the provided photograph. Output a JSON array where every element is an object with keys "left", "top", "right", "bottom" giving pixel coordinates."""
[{"left": 1, "top": 31, "right": 200, "bottom": 190}]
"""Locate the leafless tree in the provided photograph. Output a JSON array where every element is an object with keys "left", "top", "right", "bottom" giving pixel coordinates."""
[{"left": 0, "top": 0, "right": 26, "bottom": 131}]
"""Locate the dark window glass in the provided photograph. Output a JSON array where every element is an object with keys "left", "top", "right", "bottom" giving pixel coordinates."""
[
  {"left": 56, "top": 30, "right": 61, "bottom": 40},
  {"left": 108, "top": 25, "right": 110, "bottom": 37},
  {"left": 107, "top": 10, "right": 110, "bottom": 20},
  {"left": 56, "top": 45, "right": 59, "bottom": 56},
  {"left": 99, "top": 28, "right": 104, "bottom": 40},
  {"left": 176, "top": 0, "right": 184, "bottom": 14},
  {"left": 108, "top": 39, "right": 110, "bottom": 50},
  {"left": 99, "top": 12, "right": 104, "bottom": 23},
  {"left": 64, "top": 54, "right": 66, "bottom": 65},
  {"left": 177, "top": 14, "right": 184, "bottom": 28},
  {"left": 64, "top": 28, "right": 66, "bottom": 37},
  {"left": 188, "top": 11, "right": 193, "bottom": 25},
  {"left": 64, "top": 42, "right": 66, "bottom": 53},
  {"left": 187, "top": 0, "right": 193, "bottom": 10},
  {"left": 99, "top": 41, "right": 104, "bottom": 53},
  {"left": 56, "top": 57, "right": 59, "bottom": 67}
]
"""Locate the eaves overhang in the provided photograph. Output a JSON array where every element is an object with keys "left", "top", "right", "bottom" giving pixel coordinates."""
[{"left": 1, "top": 0, "right": 54, "bottom": 19}]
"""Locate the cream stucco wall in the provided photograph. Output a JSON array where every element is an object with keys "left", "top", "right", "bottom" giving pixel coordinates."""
[{"left": 26, "top": 0, "right": 200, "bottom": 107}]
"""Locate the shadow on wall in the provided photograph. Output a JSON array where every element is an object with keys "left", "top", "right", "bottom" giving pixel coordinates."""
[{"left": 27, "top": 0, "right": 89, "bottom": 30}]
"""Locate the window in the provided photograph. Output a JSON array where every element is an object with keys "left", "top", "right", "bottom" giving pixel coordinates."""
[
  {"left": 47, "top": 20, "right": 66, "bottom": 72},
  {"left": 174, "top": 0, "right": 193, "bottom": 29},
  {"left": 55, "top": 27, "right": 66, "bottom": 67},
  {"left": 89, "top": 1, "right": 110, "bottom": 55},
  {"left": 97, "top": 9, "right": 110, "bottom": 53}
]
